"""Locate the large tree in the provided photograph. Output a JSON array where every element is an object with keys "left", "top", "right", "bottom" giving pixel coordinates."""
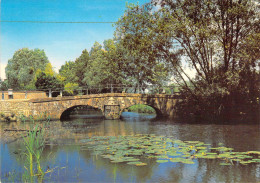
[
  {"left": 5, "top": 48, "right": 49, "bottom": 90},
  {"left": 35, "top": 72, "right": 63, "bottom": 90},
  {"left": 74, "top": 49, "right": 90, "bottom": 86},
  {"left": 59, "top": 61, "right": 77, "bottom": 84},
  {"left": 116, "top": 0, "right": 260, "bottom": 121},
  {"left": 115, "top": 3, "right": 172, "bottom": 89},
  {"left": 82, "top": 40, "right": 125, "bottom": 90}
]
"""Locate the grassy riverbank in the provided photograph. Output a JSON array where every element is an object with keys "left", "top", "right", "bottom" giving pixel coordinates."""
[{"left": 125, "top": 104, "right": 155, "bottom": 114}]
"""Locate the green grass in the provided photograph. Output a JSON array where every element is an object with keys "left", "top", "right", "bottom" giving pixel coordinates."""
[{"left": 125, "top": 104, "right": 155, "bottom": 114}]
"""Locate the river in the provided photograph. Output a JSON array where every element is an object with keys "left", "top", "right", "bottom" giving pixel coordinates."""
[{"left": 1, "top": 110, "right": 260, "bottom": 182}]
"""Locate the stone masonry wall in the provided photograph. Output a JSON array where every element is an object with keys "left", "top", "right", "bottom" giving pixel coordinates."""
[
  {"left": 0, "top": 99, "right": 31, "bottom": 121},
  {"left": 0, "top": 93, "right": 180, "bottom": 121}
]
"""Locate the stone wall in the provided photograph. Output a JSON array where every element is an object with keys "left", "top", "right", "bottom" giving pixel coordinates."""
[
  {"left": 1, "top": 91, "right": 47, "bottom": 100},
  {"left": 0, "top": 99, "right": 31, "bottom": 121},
  {"left": 0, "top": 93, "right": 180, "bottom": 121}
]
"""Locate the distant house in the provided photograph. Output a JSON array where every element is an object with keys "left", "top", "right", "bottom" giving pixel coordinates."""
[{"left": 1, "top": 91, "right": 47, "bottom": 100}]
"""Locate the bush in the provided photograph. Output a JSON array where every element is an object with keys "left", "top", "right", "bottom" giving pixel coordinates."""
[{"left": 127, "top": 104, "right": 155, "bottom": 114}]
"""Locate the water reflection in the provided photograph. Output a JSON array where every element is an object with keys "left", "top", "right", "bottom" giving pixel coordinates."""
[{"left": 1, "top": 111, "right": 260, "bottom": 182}]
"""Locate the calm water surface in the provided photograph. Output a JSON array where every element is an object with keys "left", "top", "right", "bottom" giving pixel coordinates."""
[{"left": 1, "top": 111, "right": 260, "bottom": 182}]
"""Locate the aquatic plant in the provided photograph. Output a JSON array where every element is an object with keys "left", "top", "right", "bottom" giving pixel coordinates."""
[
  {"left": 23, "top": 124, "right": 45, "bottom": 182},
  {"left": 22, "top": 118, "right": 52, "bottom": 182},
  {"left": 80, "top": 135, "right": 260, "bottom": 167}
]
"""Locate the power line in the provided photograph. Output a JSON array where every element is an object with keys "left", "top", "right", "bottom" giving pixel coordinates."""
[{"left": 0, "top": 20, "right": 116, "bottom": 24}]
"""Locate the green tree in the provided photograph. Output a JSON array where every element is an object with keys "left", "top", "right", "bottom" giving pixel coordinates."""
[
  {"left": 83, "top": 42, "right": 105, "bottom": 88},
  {"left": 115, "top": 3, "right": 172, "bottom": 89},
  {"left": 0, "top": 79, "right": 8, "bottom": 91},
  {"left": 156, "top": 0, "right": 260, "bottom": 121},
  {"left": 35, "top": 72, "right": 63, "bottom": 90},
  {"left": 103, "top": 39, "right": 126, "bottom": 85},
  {"left": 44, "top": 63, "right": 55, "bottom": 77},
  {"left": 117, "top": 0, "right": 260, "bottom": 121},
  {"left": 59, "top": 61, "right": 77, "bottom": 84},
  {"left": 82, "top": 41, "right": 125, "bottom": 91},
  {"left": 64, "top": 82, "right": 79, "bottom": 95},
  {"left": 74, "top": 49, "right": 90, "bottom": 86},
  {"left": 5, "top": 48, "right": 49, "bottom": 90}
]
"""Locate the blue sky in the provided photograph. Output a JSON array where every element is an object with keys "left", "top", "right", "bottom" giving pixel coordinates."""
[{"left": 0, "top": 0, "right": 148, "bottom": 79}]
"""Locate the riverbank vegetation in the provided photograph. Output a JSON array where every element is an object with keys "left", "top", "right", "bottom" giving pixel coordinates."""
[
  {"left": 125, "top": 105, "right": 155, "bottom": 114},
  {"left": 1, "top": 0, "right": 259, "bottom": 123}
]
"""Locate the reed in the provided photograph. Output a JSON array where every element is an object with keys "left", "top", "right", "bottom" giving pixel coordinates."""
[{"left": 22, "top": 121, "right": 47, "bottom": 182}]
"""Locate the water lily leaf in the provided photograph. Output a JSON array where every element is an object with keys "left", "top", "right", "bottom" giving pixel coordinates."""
[
  {"left": 217, "top": 147, "right": 234, "bottom": 151},
  {"left": 111, "top": 160, "right": 125, "bottom": 163},
  {"left": 203, "top": 155, "right": 217, "bottom": 159},
  {"left": 207, "top": 152, "right": 218, "bottom": 155},
  {"left": 168, "top": 152, "right": 180, "bottom": 156},
  {"left": 156, "top": 155, "right": 169, "bottom": 159},
  {"left": 136, "top": 163, "right": 147, "bottom": 166},
  {"left": 247, "top": 151, "right": 260, "bottom": 155},
  {"left": 184, "top": 141, "right": 202, "bottom": 144},
  {"left": 156, "top": 160, "right": 168, "bottom": 163},
  {"left": 101, "top": 155, "right": 113, "bottom": 159},
  {"left": 219, "top": 163, "right": 232, "bottom": 165},
  {"left": 170, "top": 158, "right": 183, "bottom": 163},
  {"left": 123, "top": 158, "right": 140, "bottom": 162},
  {"left": 218, "top": 153, "right": 233, "bottom": 158},
  {"left": 81, "top": 135, "right": 260, "bottom": 167},
  {"left": 252, "top": 159, "right": 260, "bottom": 162},
  {"left": 181, "top": 159, "right": 195, "bottom": 164},
  {"left": 210, "top": 148, "right": 218, "bottom": 150},
  {"left": 240, "top": 161, "right": 250, "bottom": 165},
  {"left": 127, "top": 161, "right": 143, "bottom": 165},
  {"left": 195, "top": 143, "right": 205, "bottom": 147},
  {"left": 196, "top": 154, "right": 207, "bottom": 158}
]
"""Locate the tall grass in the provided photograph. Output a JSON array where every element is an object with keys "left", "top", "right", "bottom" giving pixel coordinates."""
[
  {"left": 23, "top": 123, "right": 45, "bottom": 182},
  {"left": 22, "top": 118, "right": 53, "bottom": 182}
]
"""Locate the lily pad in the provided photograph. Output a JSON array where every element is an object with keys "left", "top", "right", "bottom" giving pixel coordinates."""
[
  {"left": 80, "top": 134, "right": 260, "bottom": 167},
  {"left": 136, "top": 163, "right": 147, "bottom": 166},
  {"left": 127, "top": 161, "right": 143, "bottom": 165},
  {"left": 219, "top": 163, "right": 232, "bottom": 165},
  {"left": 247, "top": 151, "right": 260, "bottom": 155},
  {"left": 181, "top": 159, "right": 195, "bottom": 164},
  {"left": 252, "top": 159, "right": 260, "bottom": 162},
  {"left": 156, "top": 160, "right": 169, "bottom": 163},
  {"left": 170, "top": 158, "right": 183, "bottom": 163}
]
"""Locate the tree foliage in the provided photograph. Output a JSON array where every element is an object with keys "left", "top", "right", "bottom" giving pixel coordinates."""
[
  {"left": 59, "top": 61, "right": 77, "bottom": 84},
  {"left": 35, "top": 72, "right": 63, "bottom": 90},
  {"left": 115, "top": 3, "right": 172, "bottom": 88},
  {"left": 116, "top": 0, "right": 260, "bottom": 122},
  {"left": 74, "top": 49, "right": 90, "bottom": 86},
  {"left": 82, "top": 40, "right": 125, "bottom": 89},
  {"left": 5, "top": 48, "right": 49, "bottom": 90}
]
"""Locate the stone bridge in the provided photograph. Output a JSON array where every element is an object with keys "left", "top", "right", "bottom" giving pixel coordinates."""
[{"left": 0, "top": 93, "right": 181, "bottom": 121}]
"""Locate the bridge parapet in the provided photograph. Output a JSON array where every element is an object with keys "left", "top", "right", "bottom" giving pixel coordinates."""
[{"left": 0, "top": 93, "right": 181, "bottom": 121}]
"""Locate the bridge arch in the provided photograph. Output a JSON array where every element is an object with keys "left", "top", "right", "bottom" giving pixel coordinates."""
[
  {"left": 122, "top": 104, "right": 163, "bottom": 118},
  {"left": 60, "top": 105, "right": 102, "bottom": 120}
]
